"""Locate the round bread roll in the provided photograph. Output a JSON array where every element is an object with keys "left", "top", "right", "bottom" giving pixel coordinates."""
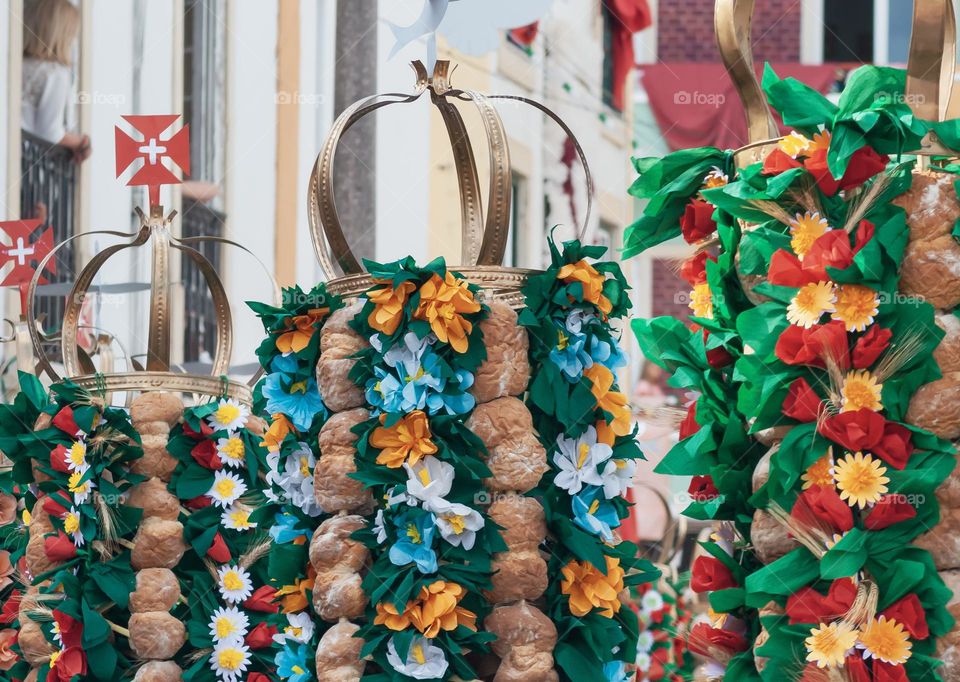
[
  {"left": 130, "top": 392, "right": 184, "bottom": 436},
  {"left": 315, "top": 408, "right": 374, "bottom": 513},
  {"left": 751, "top": 509, "right": 796, "bottom": 564},
  {"left": 315, "top": 619, "right": 366, "bottom": 682},
  {"left": 25, "top": 533, "right": 58, "bottom": 579},
  {"left": 28, "top": 498, "right": 54, "bottom": 535},
  {"left": 915, "top": 507, "right": 960, "bottom": 570},
  {"left": 128, "top": 611, "right": 187, "bottom": 660},
  {"left": 127, "top": 477, "right": 180, "bottom": 521},
  {"left": 938, "top": 602, "right": 960, "bottom": 681},
  {"left": 317, "top": 302, "right": 367, "bottom": 413},
  {"left": 906, "top": 372, "right": 960, "bottom": 440},
  {"left": 471, "top": 302, "right": 530, "bottom": 404},
  {"left": 133, "top": 661, "right": 183, "bottom": 681},
  {"left": 484, "top": 601, "right": 559, "bottom": 682},
  {"left": 900, "top": 235, "right": 960, "bottom": 311},
  {"left": 466, "top": 397, "right": 548, "bottom": 493},
  {"left": 893, "top": 170, "right": 960, "bottom": 242},
  {"left": 18, "top": 619, "right": 55, "bottom": 666},
  {"left": 935, "top": 313, "right": 960, "bottom": 373},
  {"left": 485, "top": 494, "right": 548, "bottom": 603},
  {"left": 310, "top": 515, "right": 369, "bottom": 622},
  {"left": 130, "top": 568, "right": 181, "bottom": 613},
  {"left": 130, "top": 433, "right": 179, "bottom": 481},
  {"left": 131, "top": 518, "right": 187, "bottom": 570}
]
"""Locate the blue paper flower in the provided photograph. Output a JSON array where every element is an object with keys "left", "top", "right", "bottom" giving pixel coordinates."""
[
  {"left": 389, "top": 510, "right": 438, "bottom": 574},
  {"left": 589, "top": 335, "right": 627, "bottom": 372},
  {"left": 270, "top": 512, "right": 309, "bottom": 544},
  {"left": 276, "top": 642, "right": 313, "bottom": 682},
  {"left": 263, "top": 355, "right": 326, "bottom": 431},
  {"left": 602, "top": 660, "right": 630, "bottom": 682},
  {"left": 365, "top": 346, "right": 474, "bottom": 416},
  {"left": 549, "top": 326, "right": 593, "bottom": 381},
  {"left": 572, "top": 486, "right": 621, "bottom": 542},
  {"left": 425, "top": 368, "right": 475, "bottom": 415}
]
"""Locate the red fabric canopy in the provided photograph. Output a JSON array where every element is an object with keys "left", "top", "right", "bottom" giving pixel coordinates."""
[
  {"left": 605, "top": 0, "right": 653, "bottom": 111},
  {"left": 639, "top": 63, "right": 846, "bottom": 151}
]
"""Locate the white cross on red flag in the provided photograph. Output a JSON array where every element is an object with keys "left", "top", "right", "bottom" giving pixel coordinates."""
[
  {"left": 115, "top": 114, "right": 190, "bottom": 207},
  {"left": 0, "top": 219, "right": 56, "bottom": 287}
]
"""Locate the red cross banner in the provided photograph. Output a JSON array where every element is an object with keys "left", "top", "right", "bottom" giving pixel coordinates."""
[
  {"left": 0, "top": 218, "right": 56, "bottom": 288},
  {"left": 114, "top": 114, "right": 190, "bottom": 207}
]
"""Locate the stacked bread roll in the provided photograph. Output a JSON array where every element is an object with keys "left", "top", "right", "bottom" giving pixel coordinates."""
[
  {"left": 894, "top": 171, "right": 960, "bottom": 681},
  {"left": 748, "top": 447, "right": 796, "bottom": 564},
  {"left": 314, "top": 302, "right": 371, "bottom": 681},
  {"left": 465, "top": 302, "right": 555, "bottom": 680},
  {"left": 126, "top": 393, "right": 187, "bottom": 674}
]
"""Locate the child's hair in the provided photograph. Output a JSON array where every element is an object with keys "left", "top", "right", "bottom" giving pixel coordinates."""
[{"left": 23, "top": 0, "right": 80, "bottom": 66}]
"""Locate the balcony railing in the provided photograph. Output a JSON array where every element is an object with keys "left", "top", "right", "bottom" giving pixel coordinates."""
[
  {"left": 20, "top": 130, "right": 78, "bottom": 337},
  {"left": 181, "top": 198, "right": 225, "bottom": 363}
]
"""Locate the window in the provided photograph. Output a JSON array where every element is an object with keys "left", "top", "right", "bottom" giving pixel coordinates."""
[
  {"left": 823, "top": 0, "right": 874, "bottom": 62},
  {"left": 504, "top": 174, "right": 527, "bottom": 267},
  {"left": 813, "top": 0, "right": 943, "bottom": 65},
  {"left": 601, "top": 3, "right": 618, "bottom": 110}
]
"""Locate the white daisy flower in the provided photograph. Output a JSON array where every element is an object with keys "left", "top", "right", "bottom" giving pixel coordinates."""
[
  {"left": 208, "top": 606, "right": 249, "bottom": 643},
  {"left": 217, "top": 564, "right": 253, "bottom": 604},
  {"left": 62, "top": 507, "right": 84, "bottom": 547},
  {"left": 428, "top": 499, "right": 485, "bottom": 551},
  {"left": 221, "top": 504, "right": 257, "bottom": 532},
  {"left": 206, "top": 399, "right": 250, "bottom": 433},
  {"left": 635, "top": 651, "right": 652, "bottom": 673},
  {"left": 386, "top": 636, "right": 449, "bottom": 680},
  {"left": 68, "top": 469, "right": 95, "bottom": 505},
  {"left": 637, "top": 630, "right": 655, "bottom": 653},
  {"left": 209, "top": 638, "right": 251, "bottom": 682},
  {"left": 216, "top": 436, "right": 247, "bottom": 468},
  {"left": 209, "top": 471, "right": 247, "bottom": 509},
  {"left": 641, "top": 589, "right": 664, "bottom": 614},
  {"left": 553, "top": 426, "right": 612, "bottom": 495},
  {"left": 65, "top": 441, "right": 87, "bottom": 472},
  {"left": 404, "top": 458, "right": 455, "bottom": 506},
  {"left": 272, "top": 612, "right": 315, "bottom": 645},
  {"left": 599, "top": 458, "right": 637, "bottom": 499}
]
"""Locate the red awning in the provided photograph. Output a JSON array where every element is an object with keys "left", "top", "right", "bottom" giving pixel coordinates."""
[
  {"left": 605, "top": 0, "right": 654, "bottom": 111},
  {"left": 639, "top": 62, "right": 848, "bottom": 151}
]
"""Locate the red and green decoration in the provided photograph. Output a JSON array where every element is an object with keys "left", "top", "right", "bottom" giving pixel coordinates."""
[
  {"left": 520, "top": 237, "right": 657, "bottom": 680},
  {"left": 627, "top": 575, "right": 697, "bottom": 682},
  {"left": 627, "top": 64, "right": 957, "bottom": 680}
]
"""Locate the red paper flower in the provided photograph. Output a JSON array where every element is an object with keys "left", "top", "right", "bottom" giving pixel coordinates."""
[
  {"left": 244, "top": 586, "right": 279, "bottom": 613},
  {"left": 785, "top": 578, "right": 857, "bottom": 624},
  {"left": 873, "top": 660, "right": 909, "bottom": 682},
  {"left": 49, "top": 445, "right": 70, "bottom": 473},
  {"left": 762, "top": 148, "right": 802, "bottom": 175},
  {"left": 803, "top": 146, "right": 888, "bottom": 196},
  {"left": 207, "top": 532, "right": 231, "bottom": 563},
  {"left": 191, "top": 439, "right": 222, "bottom": 470},
  {"left": 863, "top": 495, "right": 917, "bottom": 531},
  {"left": 881, "top": 593, "right": 929, "bottom": 640},
  {"left": 872, "top": 422, "right": 914, "bottom": 470},
  {"left": 690, "top": 556, "right": 737, "bottom": 593},
  {"left": 782, "top": 377, "right": 825, "bottom": 422},
  {"left": 853, "top": 326, "right": 892, "bottom": 369},
  {"left": 0, "top": 628, "right": 16, "bottom": 671},
  {"left": 792, "top": 485, "right": 853, "bottom": 532},
  {"left": 53, "top": 610, "right": 82, "bottom": 648},
  {"left": 183, "top": 420, "right": 215, "bottom": 440},
  {"left": 0, "top": 591, "right": 21, "bottom": 625},
  {"left": 687, "top": 622, "right": 748, "bottom": 657},
  {"left": 681, "top": 252, "right": 714, "bottom": 286},
  {"left": 44, "top": 532, "right": 77, "bottom": 562},
  {"left": 245, "top": 622, "right": 278, "bottom": 649},
  {"left": 53, "top": 646, "right": 87, "bottom": 682},
  {"left": 688, "top": 475, "right": 719, "bottom": 502},
  {"left": 844, "top": 654, "right": 872, "bottom": 682},
  {"left": 248, "top": 673, "right": 271, "bottom": 682},
  {"left": 41, "top": 495, "right": 68, "bottom": 519},
  {"left": 185, "top": 495, "right": 213, "bottom": 510},
  {"left": 678, "top": 402, "right": 699, "bottom": 440},
  {"left": 818, "top": 408, "right": 885, "bottom": 451},
  {"left": 703, "top": 330, "right": 733, "bottom": 368},
  {"left": 775, "top": 320, "right": 849, "bottom": 369},
  {"left": 52, "top": 406, "right": 80, "bottom": 436},
  {"left": 680, "top": 199, "right": 717, "bottom": 243}
]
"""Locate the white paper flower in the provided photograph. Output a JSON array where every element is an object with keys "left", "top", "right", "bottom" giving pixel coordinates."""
[
  {"left": 599, "top": 458, "right": 637, "bottom": 499},
  {"left": 209, "top": 471, "right": 248, "bottom": 508},
  {"left": 65, "top": 441, "right": 87, "bottom": 471},
  {"left": 221, "top": 504, "right": 257, "bottom": 532},
  {"left": 386, "top": 635, "right": 449, "bottom": 680},
  {"left": 635, "top": 651, "right": 652, "bottom": 673},
  {"left": 210, "top": 638, "right": 251, "bottom": 682},
  {"left": 564, "top": 309, "right": 596, "bottom": 335},
  {"left": 272, "top": 612, "right": 315, "bottom": 645},
  {"left": 68, "top": 469, "right": 95, "bottom": 505},
  {"left": 209, "top": 606, "right": 249, "bottom": 643},
  {"left": 373, "top": 509, "right": 388, "bottom": 544},
  {"left": 207, "top": 399, "right": 250, "bottom": 433},
  {"left": 637, "top": 630, "right": 655, "bottom": 653},
  {"left": 553, "top": 426, "right": 612, "bottom": 494},
  {"left": 276, "top": 444, "right": 322, "bottom": 516},
  {"left": 217, "top": 565, "right": 253, "bottom": 604},
  {"left": 429, "top": 499, "right": 485, "bottom": 550},
  {"left": 373, "top": 331, "right": 433, "bottom": 369},
  {"left": 216, "top": 435, "right": 247, "bottom": 468},
  {"left": 62, "top": 507, "right": 84, "bottom": 547},
  {"left": 404, "top": 458, "right": 455, "bottom": 505},
  {"left": 641, "top": 589, "right": 664, "bottom": 614}
]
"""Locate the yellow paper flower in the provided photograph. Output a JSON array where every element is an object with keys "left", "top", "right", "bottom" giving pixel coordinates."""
[
  {"left": 369, "top": 410, "right": 438, "bottom": 468},
  {"left": 560, "top": 555, "right": 625, "bottom": 618},
  {"left": 689, "top": 282, "right": 713, "bottom": 319},
  {"left": 276, "top": 572, "right": 315, "bottom": 614},
  {"left": 374, "top": 580, "right": 477, "bottom": 638},
  {"left": 413, "top": 273, "right": 481, "bottom": 354},
  {"left": 702, "top": 167, "right": 728, "bottom": 189},
  {"left": 834, "top": 452, "right": 889, "bottom": 509},
  {"left": 261, "top": 413, "right": 293, "bottom": 452},
  {"left": 789, "top": 211, "right": 831, "bottom": 258},
  {"left": 832, "top": 284, "right": 879, "bottom": 332},
  {"left": 584, "top": 364, "right": 632, "bottom": 437},
  {"left": 804, "top": 622, "right": 859, "bottom": 668},
  {"left": 275, "top": 308, "right": 328, "bottom": 354},
  {"left": 859, "top": 616, "right": 912, "bottom": 665},
  {"left": 779, "top": 131, "right": 812, "bottom": 158},
  {"left": 801, "top": 453, "right": 835, "bottom": 490},
  {"left": 787, "top": 281, "right": 836, "bottom": 328},
  {"left": 368, "top": 279, "right": 417, "bottom": 336},
  {"left": 557, "top": 259, "right": 613, "bottom": 315},
  {"left": 809, "top": 130, "right": 832, "bottom": 151},
  {"left": 840, "top": 369, "right": 883, "bottom": 412}
]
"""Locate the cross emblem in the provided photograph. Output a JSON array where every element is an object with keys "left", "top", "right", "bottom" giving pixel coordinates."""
[
  {"left": 115, "top": 115, "right": 190, "bottom": 207},
  {"left": 8, "top": 237, "right": 35, "bottom": 265},
  {"left": 0, "top": 219, "right": 55, "bottom": 288}
]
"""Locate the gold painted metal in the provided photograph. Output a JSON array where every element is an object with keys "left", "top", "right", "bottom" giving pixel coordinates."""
[{"left": 308, "top": 60, "right": 594, "bottom": 304}]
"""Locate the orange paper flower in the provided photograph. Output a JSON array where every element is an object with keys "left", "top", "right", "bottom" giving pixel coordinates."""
[
  {"left": 368, "top": 279, "right": 417, "bottom": 336},
  {"left": 413, "top": 273, "right": 481, "bottom": 353},
  {"left": 275, "top": 308, "right": 328, "bottom": 354},
  {"left": 557, "top": 259, "right": 613, "bottom": 315},
  {"left": 374, "top": 580, "right": 477, "bottom": 638},
  {"left": 260, "top": 413, "right": 293, "bottom": 452},
  {"left": 370, "top": 410, "right": 438, "bottom": 468},
  {"left": 561, "top": 555, "right": 625, "bottom": 618},
  {"left": 584, "top": 364, "right": 632, "bottom": 437},
  {"left": 276, "top": 570, "right": 316, "bottom": 614}
]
